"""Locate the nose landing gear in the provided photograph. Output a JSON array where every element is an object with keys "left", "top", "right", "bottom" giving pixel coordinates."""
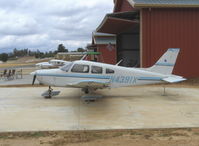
[{"left": 41, "top": 86, "right": 60, "bottom": 99}]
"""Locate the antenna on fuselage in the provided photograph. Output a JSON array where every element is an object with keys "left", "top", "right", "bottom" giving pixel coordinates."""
[{"left": 116, "top": 60, "right": 123, "bottom": 66}]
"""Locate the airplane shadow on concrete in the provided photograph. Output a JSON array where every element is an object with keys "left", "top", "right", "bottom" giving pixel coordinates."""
[{"left": 49, "top": 87, "right": 182, "bottom": 104}]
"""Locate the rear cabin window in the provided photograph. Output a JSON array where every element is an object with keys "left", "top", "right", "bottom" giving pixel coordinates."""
[
  {"left": 91, "top": 66, "right": 102, "bottom": 74},
  {"left": 106, "top": 68, "right": 115, "bottom": 74},
  {"left": 71, "top": 64, "right": 89, "bottom": 73}
]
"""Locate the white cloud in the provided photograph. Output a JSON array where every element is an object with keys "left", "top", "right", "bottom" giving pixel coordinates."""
[
  {"left": 0, "top": 10, "right": 40, "bottom": 36},
  {"left": 0, "top": 0, "right": 113, "bottom": 53}
]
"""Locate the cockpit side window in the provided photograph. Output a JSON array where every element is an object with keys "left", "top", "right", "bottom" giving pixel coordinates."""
[
  {"left": 71, "top": 64, "right": 89, "bottom": 73},
  {"left": 60, "top": 63, "right": 73, "bottom": 72},
  {"left": 106, "top": 68, "right": 115, "bottom": 74},
  {"left": 91, "top": 66, "right": 102, "bottom": 74}
]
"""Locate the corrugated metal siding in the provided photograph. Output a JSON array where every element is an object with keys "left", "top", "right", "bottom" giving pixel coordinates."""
[
  {"left": 97, "top": 45, "right": 117, "bottom": 65},
  {"left": 142, "top": 8, "right": 199, "bottom": 78}
]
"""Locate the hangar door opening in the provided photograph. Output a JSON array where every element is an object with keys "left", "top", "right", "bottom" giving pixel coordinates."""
[{"left": 117, "top": 32, "right": 140, "bottom": 67}]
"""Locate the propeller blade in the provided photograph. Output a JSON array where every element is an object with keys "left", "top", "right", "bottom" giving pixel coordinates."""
[{"left": 32, "top": 75, "right": 36, "bottom": 85}]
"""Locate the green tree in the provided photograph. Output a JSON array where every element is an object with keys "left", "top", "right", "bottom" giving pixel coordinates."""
[
  {"left": 57, "top": 44, "right": 68, "bottom": 52},
  {"left": 77, "top": 48, "right": 85, "bottom": 52},
  {"left": 0, "top": 53, "right": 9, "bottom": 62},
  {"left": 13, "top": 48, "right": 17, "bottom": 56}
]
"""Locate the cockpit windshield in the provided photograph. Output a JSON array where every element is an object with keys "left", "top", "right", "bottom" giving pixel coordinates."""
[{"left": 60, "top": 62, "right": 73, "bottom": 72}]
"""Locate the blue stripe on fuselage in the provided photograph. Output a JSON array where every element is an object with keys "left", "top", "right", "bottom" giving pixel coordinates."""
[
  {"left": 36, "top": 73, "right": 111, "bottom": 79},
  {"left": 137, "top": 77, "right": 163, "bottom": 81}
]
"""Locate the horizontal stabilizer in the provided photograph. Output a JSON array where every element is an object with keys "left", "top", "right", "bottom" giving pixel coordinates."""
[{"left": 162, "top": 76, "right": 186, "bottom": 83}]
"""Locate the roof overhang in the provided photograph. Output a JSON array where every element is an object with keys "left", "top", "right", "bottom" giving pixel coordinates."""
[
  {"left": 96, "top": 12, "right": 139, "bottom": 34},
  {"left": 93, "top": 32, "right": 116, "bottom": 37}
]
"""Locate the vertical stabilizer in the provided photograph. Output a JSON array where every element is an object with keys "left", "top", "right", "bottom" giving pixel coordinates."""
[{"left": 147, "top": 48, "right": 180, "bottom": 75}]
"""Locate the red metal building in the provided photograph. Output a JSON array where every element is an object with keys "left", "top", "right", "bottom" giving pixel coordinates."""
[
  {"left": 89, "top": 32, "right": 117, "bottom": 65},
  {"left": 95, "top": 0, "right": 199, "bottom": 78}
]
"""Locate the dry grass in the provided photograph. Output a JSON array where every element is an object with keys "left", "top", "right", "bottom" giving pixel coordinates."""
[
  {"left": 0, "top": 56, "right": 51, "bottom": 68},
  {"left": 0, "top": 128, "right": 198, "bottom": 146}
]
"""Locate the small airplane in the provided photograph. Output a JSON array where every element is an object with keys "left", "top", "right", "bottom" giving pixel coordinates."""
[
  {"left": 36, "top": 59, "right": 71, "bottom": 69},
  {"left": 31, "top": 48, "right": 186, "bottom": 100},
  {"left": 35, "top": 53, "right": 89, "bottom": 69}
]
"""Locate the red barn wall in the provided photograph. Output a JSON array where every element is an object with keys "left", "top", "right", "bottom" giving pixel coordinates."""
[
  {"left": 97, "top": 45, "right": 117, "bottom": 65},
  {"left": 142, "top": 8, "right": 199, "bottom": 78},
  {"left": 114, "top": 0, "right": 134, "bottom": 13}
]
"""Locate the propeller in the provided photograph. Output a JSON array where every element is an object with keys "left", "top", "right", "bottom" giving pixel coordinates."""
[{"left": 32, "top": 74, "right": 37, "bottom": 85}]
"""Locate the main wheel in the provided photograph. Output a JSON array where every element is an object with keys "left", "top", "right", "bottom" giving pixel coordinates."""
[{"left": 84, "top": 88, "right": 89, "bottom": 94}]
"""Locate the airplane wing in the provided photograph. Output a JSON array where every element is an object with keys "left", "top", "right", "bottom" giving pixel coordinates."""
[
  {"left": 162, "top": 76, "right": 186, "bottom": 83},
  {"left": 67, "top": 80, "right": 110, "bottom": 89}
]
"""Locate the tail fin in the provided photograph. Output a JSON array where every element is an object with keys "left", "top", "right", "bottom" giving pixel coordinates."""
[{"left": 147, "top": 48, "right": 180, "bottom": 75}]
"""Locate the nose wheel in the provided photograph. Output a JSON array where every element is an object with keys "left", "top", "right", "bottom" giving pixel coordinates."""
[{"left": 41, "top": 86, "right": 60, "bottom": 99}]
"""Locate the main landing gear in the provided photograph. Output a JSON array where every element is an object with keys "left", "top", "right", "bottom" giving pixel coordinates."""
[
  {"left": 83, "top": 88, "right": 89, "bottom": 94},
  {"left": 81, "top": 88, "right": 102, "bottom": 103},
  {"left": 41, "top": 86, "right": 60, "bottom": 99}
]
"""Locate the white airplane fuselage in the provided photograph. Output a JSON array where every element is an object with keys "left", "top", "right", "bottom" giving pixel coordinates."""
[{"left": 35, "top": 60, "right": 168, "bottom": 88}]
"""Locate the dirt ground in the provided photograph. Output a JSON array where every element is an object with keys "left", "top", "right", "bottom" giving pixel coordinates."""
[{"left": 1, "top": 128, "right": 199, "bottom": 146}]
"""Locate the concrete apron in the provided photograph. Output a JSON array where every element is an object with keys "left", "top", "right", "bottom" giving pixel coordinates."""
[{"left": 0, "top": 86, "right": 199, "bottom": 132}]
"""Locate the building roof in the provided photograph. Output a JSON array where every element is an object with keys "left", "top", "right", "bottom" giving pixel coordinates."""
[
  {"left": 57, "top": 52, "right": 101, "bottom": 55},
  {"left": 92, "top": 32, "right": 116, "bottom": 45},
  {"left": 57, "top": 52, "right": 85, "bottom": 55},
  {"left": 128, "top": 0, "right": 199, "bottom": 8},
  {"left": 94, "top": 37, "right": 116, "bottom": 45}
]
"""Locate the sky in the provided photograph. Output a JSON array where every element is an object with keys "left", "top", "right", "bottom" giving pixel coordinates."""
[{"left": 0, "top": 0, "right": 113, "bottom": 53}]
